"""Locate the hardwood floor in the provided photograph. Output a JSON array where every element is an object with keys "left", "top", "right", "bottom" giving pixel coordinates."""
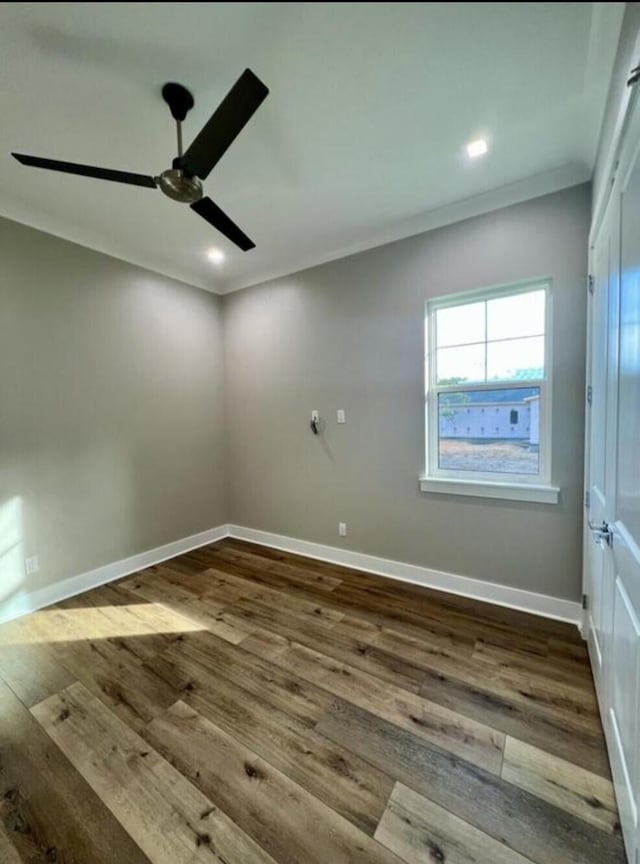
[{"left": 0, "top": 538, "right": 627, "bottom": 864}]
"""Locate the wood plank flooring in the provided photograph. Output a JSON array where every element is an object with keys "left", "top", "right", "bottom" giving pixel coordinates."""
[{"left": 0, "top": 538, "right": 627, "bottom": 864}]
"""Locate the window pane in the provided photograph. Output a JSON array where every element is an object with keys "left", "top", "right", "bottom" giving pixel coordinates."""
[
  {"left": 438, "top": 387, "right": 540, "bottom": 475},
  {"left": 436, "top": 301, "right": 485, "bottom": 347},
  {"left": 436, "top": 343, "right": 485, "bottom": 384},
  {"left": 487, "top": 289, "right": 545, "bottom": 341},
  {"left": 487, "top": 336, "right": 544, "bottom": 381}
]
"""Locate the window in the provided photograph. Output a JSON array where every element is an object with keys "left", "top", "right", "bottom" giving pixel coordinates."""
[{"left": 421, "top": 281, "right": 558, "bottom": 503}]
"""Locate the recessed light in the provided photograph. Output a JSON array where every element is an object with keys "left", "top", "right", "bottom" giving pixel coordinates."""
[
  {"left": 207, "top": 248, "right": 225, "bottom": 264},
  {"left": 466, "top": 138, "right": 488, "bottom": 158}
]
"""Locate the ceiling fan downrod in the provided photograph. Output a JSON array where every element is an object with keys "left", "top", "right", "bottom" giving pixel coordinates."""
[{"left": 156, "top": 82, "right": 203, "bottom": 203}]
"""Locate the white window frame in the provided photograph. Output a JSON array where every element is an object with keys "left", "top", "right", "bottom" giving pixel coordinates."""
[{"left": 420, "top": 278, "right": 559, "bottom": 504}]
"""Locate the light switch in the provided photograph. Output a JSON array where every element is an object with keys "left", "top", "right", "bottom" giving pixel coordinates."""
[
  {"left": 25, "top": 555, "right": 39, "bottom": 575},
  {"left": 337, "top": 409, "right": 346, "bottom": 424}
]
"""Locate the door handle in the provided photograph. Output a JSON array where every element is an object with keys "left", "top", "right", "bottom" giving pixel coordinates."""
[{"left": 588, "top": 520, "right": 613, "bottom": 546}]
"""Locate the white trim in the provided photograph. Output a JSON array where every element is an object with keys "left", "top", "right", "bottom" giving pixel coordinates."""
[
  {"left": 222, "top": 164, "right": 589, "bottom": 294},
  {"left": 0, "top": 521, "right": 579, "bottom": 630},
  {"left": 418, "top": 476, "right": 560, "bottom": 504},
  {"left": 228, "top": 524, "right": 580, "bottom": 626},
  {"left": 0, "top": 524, "right": 231, "bottom": 625},
  {"left": 4, "top": 167, "right": 588, "bottom": 297},
  {"left": 426, "top": 276, "right": 550, "bottom": 310}
]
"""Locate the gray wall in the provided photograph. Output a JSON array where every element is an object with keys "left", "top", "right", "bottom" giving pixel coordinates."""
[
  {"left": 0, "top": 217, "right": 226, "bottom": 608},
  {"left": 1, "top": 185, "right": 589, "bottom": 608},
  {"left": 223, "top": 184, "right": 590, "bottom": 601}
]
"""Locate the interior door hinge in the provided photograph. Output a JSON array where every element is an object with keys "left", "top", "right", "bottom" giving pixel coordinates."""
[
  {"left": 582, "top": 593, "right": 589, "bottom": 611},
  {"left": 588, "top": 274, "right": 594, "bottom": 295},
  {"left": 587, "top": 385, "right": 593, "bottom": 405},
  {"left": 627, "top": 63, "right": 640, "bottom": 87},
  {"left": 585, "top": 490, "right": 590, "bottom": 509}
]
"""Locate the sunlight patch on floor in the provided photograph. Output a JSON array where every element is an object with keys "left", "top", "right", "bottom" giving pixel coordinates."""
[{"left": 0, "top": 602, "right": 203, "bottom": 645}]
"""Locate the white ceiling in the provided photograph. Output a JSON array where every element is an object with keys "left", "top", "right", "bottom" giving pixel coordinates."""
[{"left": 0, "top": 2, "right": 624, "bottom": 293}]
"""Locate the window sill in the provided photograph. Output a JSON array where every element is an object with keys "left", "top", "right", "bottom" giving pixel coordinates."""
[{"left": 419, "top": 476, "right": 560, "bottom": 504}]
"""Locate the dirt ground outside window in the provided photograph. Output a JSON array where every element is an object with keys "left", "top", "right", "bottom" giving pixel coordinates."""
[{"left": 438, "top": 439, "right": 539, "bottom": 474}]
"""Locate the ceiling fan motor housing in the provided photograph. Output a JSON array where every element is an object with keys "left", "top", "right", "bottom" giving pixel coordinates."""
[{"left": 157, "top": 168, "right": 203, "bottom": 203}]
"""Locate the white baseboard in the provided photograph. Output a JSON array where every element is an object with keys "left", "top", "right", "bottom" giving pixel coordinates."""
[
  {"left": 0, "top": 521, "right": 581, "bottom": 629},
  {"left": 0, "top": 524, "right": 230, "bottom": 625},
  {"left": 228, "top": 524, "right": 582, "bottom": 627}
]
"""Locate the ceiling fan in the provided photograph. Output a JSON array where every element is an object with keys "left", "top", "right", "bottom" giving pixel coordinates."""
[{"left": 12, "top": 69, "right": 269, "bottom": 251}]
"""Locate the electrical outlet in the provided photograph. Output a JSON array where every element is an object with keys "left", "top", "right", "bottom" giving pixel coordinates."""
[
  {"left": 337, "top": 409, "right": 346, "bottom": 424},
  {"left": 25, "top": 555, "right": 39, "bottom": 575},
  {"left": 338, "top": 522, "right": 347, "bottom": 537}
]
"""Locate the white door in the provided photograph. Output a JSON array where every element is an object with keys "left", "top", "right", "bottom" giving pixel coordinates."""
[
  {"left": 607, "top": 121, "right": 640, "bottom": 864},
  {"left": 586, "top": 94, "right": 640, "bottom": 864},
  {"left": 586, "top": 197, "right": 618, "bottom": 703}
]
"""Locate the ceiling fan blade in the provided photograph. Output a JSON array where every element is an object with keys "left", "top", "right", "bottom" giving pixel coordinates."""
[
  {"left": 191, "top": 197, "right": 255, "bottom": 251},
  {"left": 12, "top": 153, "right": 157, "bottom": 188},
  {"left": 181, "top": 69, "right": 269, "bottom": 180}
]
